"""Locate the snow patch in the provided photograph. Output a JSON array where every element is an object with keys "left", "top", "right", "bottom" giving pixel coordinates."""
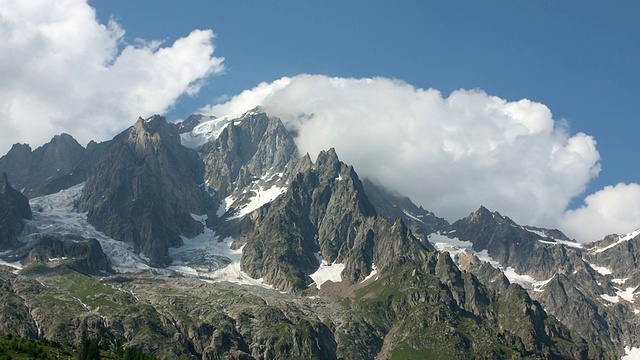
[
  {"left": 0, "top": 257, "right": 22, "bottom": 271},
  {"left": 526, "top": 228, "right": 583, "bottom": 248},
  {"left": 475, "top": 249, "right": 502, "bottom": 268},
  {"left": 599, "top": 285, "right": 638, "bottom": 304},
  {"left": 309, "top": 253, "right": 345, "bottom": 289},
  {"left": 429, "top": 233, "right": 474, "bottom": 259},
  {"left": 617, "top": 286, "right": 638, "bottom": 303},
  {"left": 594, "top": 229, "right": 640, "bottom": 254},
  {"left": 537, "top": 239, "right": 584, "bottom": 249},
  {"left": 402, "top": 210, "right": 425, "bottom": 224},
  {"left": 180, "top": 114, "right": 241, "bottom": 149},
  {"left": 590, "top": 264, "right": 613, "bottom": 276},
  {"left": 47, "top": 257, "right": 68, "bottom": 261},
  {"left": 623, "top": 346, "right": 640, "bottom": 360},
  {"left": 502, "top": 267, "right": 553, "bottom": 291},
  {"left": 217, "top": 195, "right": 236, "bottom": 217},
  {"left": 601, "top": 294, "right": 620, "bottom": 303},
  {"left": 613, "top": 278, "right": 629, "bottom": 285},
  {"left": 361, "top": 263, "right": 378, "bottom": 283},
  {"left": 228, "top": 184, "right": 287, "bottom": 219}
]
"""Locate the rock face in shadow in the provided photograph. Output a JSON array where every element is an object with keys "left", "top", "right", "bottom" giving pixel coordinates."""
[
  {"left": 0, "top": 134, "right": 87, "bottom": 198},
  {"left": 0, "top": 173, "right": 32, "bottom": 249},
  {"left": 78, "top": 115, "right": 213, "bottom": 266}
]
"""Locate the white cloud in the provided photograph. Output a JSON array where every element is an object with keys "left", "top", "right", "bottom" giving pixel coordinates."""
[
  {"left": 204, "top": 74, "right": 602, "bottom": 230},
  {"left": 0, "top": 0, "right": 224, "bottom": 153},
  {"left": 562, "top": 183, "right": 640, "bottom": 241}
]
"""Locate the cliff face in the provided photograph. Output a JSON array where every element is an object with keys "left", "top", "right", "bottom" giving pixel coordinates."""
[
  {"left": 78, "top": 115, "right": 213, "bottom": 266},
  {"left": 239, "top": 148, "right": 380, "bottom": 292},
  {"left": 0, "top": 173, "right": 32, "bottom": 249},
  {"left": 201, "top": 109, "right": 297, "bottom": 199}
]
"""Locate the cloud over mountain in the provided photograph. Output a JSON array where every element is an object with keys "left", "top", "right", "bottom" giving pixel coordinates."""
[
  {"left": 0, "top": 0, "right": 224, "bottom": 154},
  {"left": 562, "top": 183, "right": 640, "bottom": 241},
  {"left": 204, "top": 75, "right": 603, "bottom": 233}
]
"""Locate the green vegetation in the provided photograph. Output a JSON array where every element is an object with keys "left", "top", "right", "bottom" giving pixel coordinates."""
[
  {"left": 0, "top": 334, "right": 157, "bottom": 360},
  {"left": 391, "top": 340, "right": 455, "bottom": 360},
  {"left": 342, "top": 260, "right": 531, "bottom": 359}
]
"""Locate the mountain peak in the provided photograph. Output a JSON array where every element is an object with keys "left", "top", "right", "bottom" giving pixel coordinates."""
[
  {"left": 315, "top": 148, "right": 341, "bottom": 173},
  {"left": 139, "top": 114, "right": 168, "bottom": 131},
  {"left": 127, "top": 114, "right": 180, "bottom": 152},
  {"left": 470, "top": 206, "right": 493, "bottom": 221},
  {"left": 51, "top": 132, "right": 76, "bottom": 142},
  {"left": 7, "top": 142, "right": 31, "bottom": 155}
]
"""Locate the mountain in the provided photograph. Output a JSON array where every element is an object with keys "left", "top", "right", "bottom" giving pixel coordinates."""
[
  {"left": 0, "top": 173, "right": 32, "bottom": 249},
  {"left": 0, "top": 134, "right": 86, "bottom": 198},
  {"left": 77, "top": 115, "right": 214, "bottom": 266},
  {"left": 0, "top": 108, "right": 637, "bottom": 359},
  {"left": 437, "top": 206, "right": 640, "bottom": 357}
]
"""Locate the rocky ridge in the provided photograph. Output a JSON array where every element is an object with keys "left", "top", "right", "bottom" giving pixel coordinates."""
[{"left": 0, "top": 134, "right": 86, "bottom": 198}]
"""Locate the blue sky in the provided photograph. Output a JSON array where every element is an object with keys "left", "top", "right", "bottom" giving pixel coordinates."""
[
  {"left": 91, "top": 1, "right": 639, "bottom": 194},
  {"left": 1, "top": 0, "right": 639, "bottom": 240}
]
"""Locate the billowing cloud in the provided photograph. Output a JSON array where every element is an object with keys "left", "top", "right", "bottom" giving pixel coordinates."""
[
  {"left": 204, "top": 75, "right": 602, "bottom": 232},
  {"left": 0, "top": 0, "right": 224, "bottom": 154},
  {"left": 562, "top": 183, "right": 640, "bottom": 241}
]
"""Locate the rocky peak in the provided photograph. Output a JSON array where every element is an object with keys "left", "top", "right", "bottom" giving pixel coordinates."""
[
  {"left": 469, "top": 205, "right": 493, "bottom": 221},
  {"left": 202, "top": 110, "right": 297, "bottom": 198},
  {"left": 468, "top": 206, "right": 515, "bottom": 225},
  {"left": 2, "top": 144, "right": 32, "bottom": 165},
  {"left": 453, "top": 206, "right": 587, "bottom": 280},
  {"left": 0, "top": 173, "right": 31, "bottom": 220},
  {"left": 0, "top": 172, "right": 32, "bottom": 249},
  {"left": 48, "top": 133, "right": 77, "bottom": 146},
  {"left": 127, "top": 115, "right": 180, "bottom": 154},
  {"left": 78, "top": 116, "right": 212, "bottom": 266},
  {"left": 239, "top": 148, "right": 382, "bottom": 291},
  {"left": 315, "top": 148, "right": 341, "bottom": 175},
  {"left": 0, "top": 133, "right": 86, "bottom": 198}
]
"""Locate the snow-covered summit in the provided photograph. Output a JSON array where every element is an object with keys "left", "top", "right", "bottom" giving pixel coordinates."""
[
  {"left": 180, "top": 114, "right": 241, "bottom": 150},
  {"left": 179, "top": 108, "right": 269, "bottom": 150}
]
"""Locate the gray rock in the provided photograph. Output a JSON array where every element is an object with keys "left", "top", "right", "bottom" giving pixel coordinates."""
[
  {"left": 15, "top": 234, "right": 111, "bottom": 276},
  {"left": 201, "top": 109, "right": 297, "bottom": 199},
  {"left": 78, "top": 115, "right": 213, "bottom": 266},
  {"left": 0, "top": 133, "right": 86, "bottom": 198},
  {"left": 0, "top": 173, "right": 32, "bottom": 249}
]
